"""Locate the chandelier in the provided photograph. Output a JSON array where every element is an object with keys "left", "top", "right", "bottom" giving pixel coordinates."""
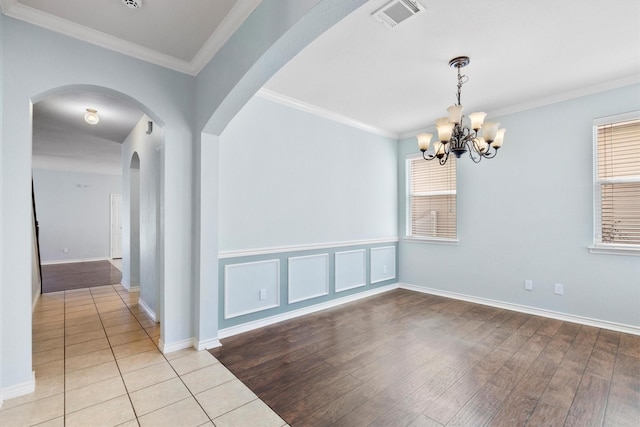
[{"left": 417, "top": 56, "right": 505, "bottom": 165}]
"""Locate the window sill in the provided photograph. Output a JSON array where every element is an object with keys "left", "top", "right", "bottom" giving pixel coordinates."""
[
  {"left": 403, "top": 236, "right": 460, "bottom": 245},
  {"left": 588, "top": 245, "right": 640, "bottom": 256}
]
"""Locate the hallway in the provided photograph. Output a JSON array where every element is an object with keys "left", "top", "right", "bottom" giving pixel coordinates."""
[{"left": 0, "top": 284, "right": 287, "bottom": 426}]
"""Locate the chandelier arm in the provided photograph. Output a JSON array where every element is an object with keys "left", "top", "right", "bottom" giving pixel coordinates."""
[
  {"left": 467, "top": 142, "right": 483, "bottom": 163},
  {"left": 422, "top": 151, "right": 440, "bottom": 161},
  {"left": 439, "top": 151, "right": 449, "bottom": 165},
  {"left": 481, "top": 148, "right": 499, "bottom": 159}
]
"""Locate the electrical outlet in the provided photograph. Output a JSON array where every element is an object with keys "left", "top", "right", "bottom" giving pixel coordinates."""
[
  {"left": 259, "top": 288, "right": 267, "bottom": 300},
  {"left": 524, "top": 280, "right": 533, "bottom": 291},
  {"left": 383, "top": 265, "right": 387, "bottom": 274},
  {"left": 63, "top": 248, "right": 69, "bottom": 254},
  {"left": 554, "top": 283, "right": 564, "bottom": 295}
]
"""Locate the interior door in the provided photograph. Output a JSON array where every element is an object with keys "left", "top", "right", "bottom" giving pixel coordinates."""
[{"left": 110, "top": 194, "right": 123, "bottom": 259}]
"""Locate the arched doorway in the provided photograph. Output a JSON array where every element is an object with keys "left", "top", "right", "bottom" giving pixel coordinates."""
[{"left": 30, "top": 85, "right": 165, "bottom": 331}]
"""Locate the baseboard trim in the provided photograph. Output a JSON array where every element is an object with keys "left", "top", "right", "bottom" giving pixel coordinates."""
[
  {"left": 399, "top": 283, "right": 640, "bottom": 336},
  {"left": 159, "top": 338, "right": 194, "bottom": 354},
  {"left": 194, "top": 338, "right": 222, "bottom": 351},
  {"left": 218, "top": 283, "right": 399, "bottom": 339},
  {"left": 138, "top": 298, "right": 157, "bottom": 323},
  {"left": 120, "top": 281, "right": 140, "bottom": 293},
  {"left": 2, "top": 371, "right": 36, "bottom": 402},
  {"left": 41, "top": 257, "right": 110, "bottom": 265},
  {"left": 32, "top": 289, "right": 41, "bottom": 313}
]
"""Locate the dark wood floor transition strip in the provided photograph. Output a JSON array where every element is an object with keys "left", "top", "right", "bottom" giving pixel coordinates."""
[{"left": 210, "top": 289, "right": 640, "bottom": 427}]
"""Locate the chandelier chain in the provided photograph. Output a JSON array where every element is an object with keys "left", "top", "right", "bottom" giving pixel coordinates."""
[{"left": 455, "top": 65, "right": 468, "bottom": 106}]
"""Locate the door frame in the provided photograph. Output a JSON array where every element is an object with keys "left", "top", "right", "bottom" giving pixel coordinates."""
[{"left": 110, "top": 193, "right": 123, "bottom": 259}]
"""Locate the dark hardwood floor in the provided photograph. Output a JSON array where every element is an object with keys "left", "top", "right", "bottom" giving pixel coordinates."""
[
  {"left": 210, "top": 289, "right": 640, "bottom": 427},
  {"left": 41, "top": 260, "right": 122, "bottom": 293}
]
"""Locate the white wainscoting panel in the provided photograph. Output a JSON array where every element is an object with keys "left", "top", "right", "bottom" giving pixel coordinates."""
[
  {"left": 370, "top": 246, "right": 396, "bottom": 284},
  {"left": 288, "top": 253, "right": 329, "bottom": 303},
  {"left": 224, "top": 259, "right": 280, "bottom": 319},
  {"left": 335, "top": 249, "right": 366, "bottom": 292}
]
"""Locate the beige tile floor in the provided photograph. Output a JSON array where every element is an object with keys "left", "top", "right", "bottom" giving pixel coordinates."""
[{"left": 0, "top": 284, "right": 289, "bottom": 427}]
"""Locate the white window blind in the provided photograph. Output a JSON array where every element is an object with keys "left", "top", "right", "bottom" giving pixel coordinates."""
[
  {"left": 594, "top": 115, "right": 640, "bottom": 248},
  {"left": 407, "top": 156, "right": 456, "bottom": 239}
]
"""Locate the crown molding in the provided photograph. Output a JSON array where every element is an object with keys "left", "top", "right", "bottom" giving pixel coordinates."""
[
  {"left": 256, "top": 88, "right": 400, "bottom": 140},
  {"left": 488, "top": 75, "right": 640, "bottom": 120},
  {"left": 190, "top": 0, "right": 262, "bottom": 74},
  {"left": 0, "top": 0, "right": 262, "bottom": 76},
  {"left": 397, "top": 75, "right": 640, "bottom": 140}
]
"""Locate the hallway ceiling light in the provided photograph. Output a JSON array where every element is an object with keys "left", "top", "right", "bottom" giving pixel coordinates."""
[
  {"left": 84, "top": 108, "right": 100, "bottom": 125},
  {"left": 417, "top": 56, "right": 505, "bottom": 165}
]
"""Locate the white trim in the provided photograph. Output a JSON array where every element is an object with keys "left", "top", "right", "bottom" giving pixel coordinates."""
[
  {"left": 138, "top": 298, "right": 157, "bottom": 323},
  {"left": 32, "top": 289, "right": 41, "bottom": 313},
  {"left": 109, "top": 194, "right": 122, "bottom": 259},
  {"left": 218, "top": 283, "right": 399, "bottom": 339},
  {"left": 287, "top": 253, "right": 330, "bottom": 304},
  {"left": 334, "top": 249, "right": 367, "bottom": 293},
  {"left": 593, "top": 110, "right": 640, "bottom": 126},
  {"left": 592, "top": 110, "right": 640, "bottom": 250},
  {"left": 194, "top": 338, "right": 222, "bottom": 351},
  {"left": 159, "top": 338, "right": 194, "bottom": 354},
  {"left": 256, "top": 88, "right": 399, "bottom": 139},
  {"left": 219, "top": 237, "right": 399, "bottom": 259},
  {"left": 224, "top": 259, "right": 280, "bottom": 319},
  {"left": 41, "top": 257, "right": 110, "bottom": 265},
  {"left": 190, "top": 0, "right": 262, "bottom": 74},
  {"left": 399, "top": 283, "right": 640, "bottom": 336},
  {"left": 1, "top": 371, "right": 36, "bottom": 401},
  {"left": 403, "top": 236, "right": 460, "bottom": 245},
  {"left": 120, "top": 280, "right": 140, "bottom": 293},
  {"left": 588, "top": 245, "right": 640, "bottom": 257}
]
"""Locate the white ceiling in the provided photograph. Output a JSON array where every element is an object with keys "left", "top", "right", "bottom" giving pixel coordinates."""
[
  {"left": 6, "top": 0, "right": 640, "bottom": 174},
  {"left": 264, "top": 0, "right": 640, "bottom": 138},
  {"left": 32, "top": 92, "right": 143, "bottom": 175},
  {"left": 0, "top": 0, "right": 262, "bottom": 75}
]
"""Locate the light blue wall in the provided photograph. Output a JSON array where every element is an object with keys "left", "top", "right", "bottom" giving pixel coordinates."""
[
  {"left": 219, "top": 243, "right": 398, "bottom": 329},
  {"left": 32, "top": 169, "right": 122, "bottom": 263},
  {"left": 121, "top": 116, "right": 164, "bottom": 319},
  {"left": 398, "top": 84, "right": 640, "bottom": 328},
  {"left": 192, "top": 0, "right": 368, "bottom": 347},
  {"left": 0, "top": 0, "right": 372, "bottom": 393},
  {"left": 219, "top": 96, "right": 398, "bottom": 250},
  {"left": 217, "top": 95, "right": 398, "bottom": 327},
  {"left": 1, "top": 17, "right": 194, "bottom": 390}
]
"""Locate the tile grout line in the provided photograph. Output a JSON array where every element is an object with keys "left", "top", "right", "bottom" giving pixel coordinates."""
[
  {"left": 110, "top": 283, "right": 218, "bottom": 425},
  {"left": 109, "top": 285, "right": 270, "bottom": 426},
  {"left": 93, "top": 284, "right": 141, "bottom": 425}
]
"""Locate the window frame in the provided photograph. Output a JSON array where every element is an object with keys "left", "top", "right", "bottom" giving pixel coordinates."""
[
  {"left": 590, "top": 111, "right": 640, "bottom": 256},
  {"left": 404, "top": 153, "right": 459, "bottom": 244}
]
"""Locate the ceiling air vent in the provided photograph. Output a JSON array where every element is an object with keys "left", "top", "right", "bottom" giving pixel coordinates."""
[
  {"left": 372, "top": 0, "right": 424, "bottom": 29},
  {"left": 121, "top": 0, "right": 142, "bottom": 9}
]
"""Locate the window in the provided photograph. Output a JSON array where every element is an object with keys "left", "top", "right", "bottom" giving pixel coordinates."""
[
  {"left": 406, "top": 156, "right": 457, "bottom": 240},
  {"left": 593, "top": 112, "right": 640, "bottom": 253}
]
